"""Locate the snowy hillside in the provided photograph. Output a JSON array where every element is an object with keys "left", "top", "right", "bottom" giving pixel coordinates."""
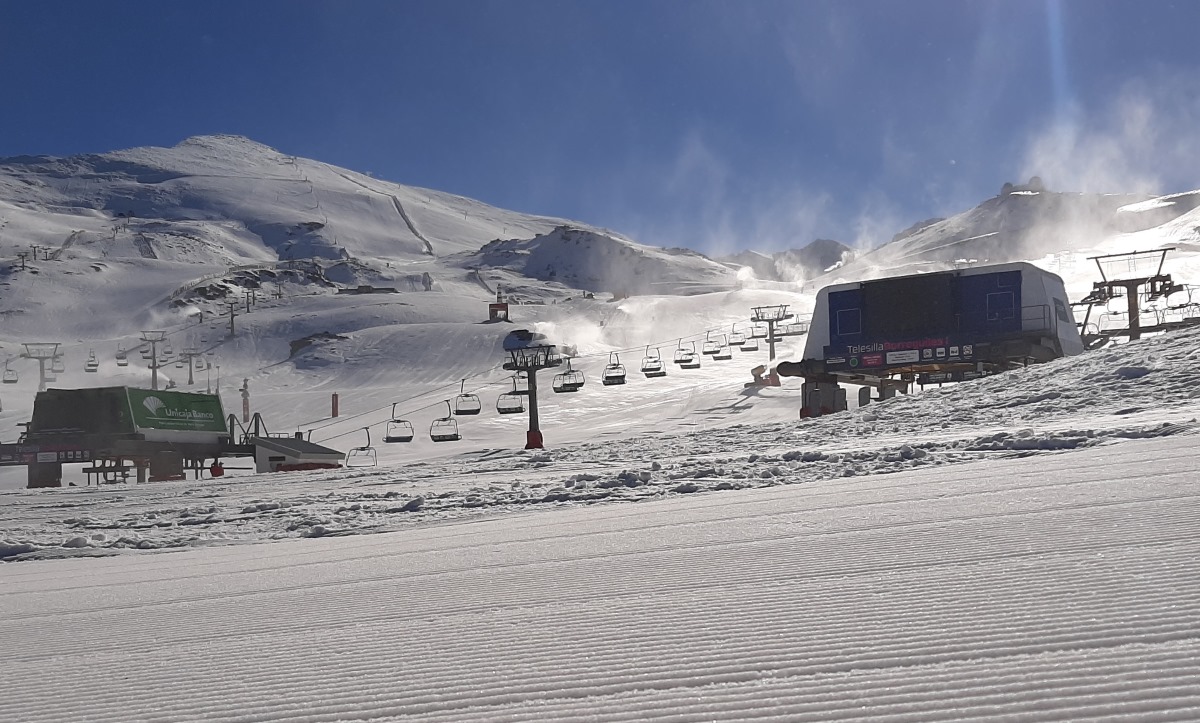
[{"left": 3, "top": 136, "right": 1200, "bottom": 720}]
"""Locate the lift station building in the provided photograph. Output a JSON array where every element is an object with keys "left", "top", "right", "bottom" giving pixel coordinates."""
[{"left": 778, "top": 262, "right": 1083, "bottom": 415}]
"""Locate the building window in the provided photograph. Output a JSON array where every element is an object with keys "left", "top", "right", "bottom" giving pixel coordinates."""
[
  {"left": 1054, "top": 298, "right": 1072, "bottom": 323},
  {"left": 986, "top": 292, "right": 1015, "bottom": 321},
  {"left": 837, "top": 308, "right": 862, "bottom": 335}
]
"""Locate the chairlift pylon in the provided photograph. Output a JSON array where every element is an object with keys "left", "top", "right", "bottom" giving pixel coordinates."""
[
  {"left": 384, "top": 403, "right": 414, "bottom": 443},
  {"left": 673, "top": 339, "right": 700, "bottom": 369},
  {"left": 430, "top": 400, "right": 461, "bottom": 442},
  {"left": 552, "top": 357, "right": 585, "bottom": 393},
  {"left": 345, "top": 427, "right": 378, "bottom": 467},
  {"left": 640, "top": 346, "right": 667, "bottom": 378},
  {"left": 497, "top": 376, "right": 526, "bottom": 414},
  {"left": 454, "top": 378, "right": 482, "bottom": 415},
  {"left": 602, "top": 352, "right": 627, "bottom": 386}
]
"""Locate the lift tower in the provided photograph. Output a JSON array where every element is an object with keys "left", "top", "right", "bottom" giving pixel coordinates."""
[{"left": 502, "top": 330, "right": 563, "bottom": 450}]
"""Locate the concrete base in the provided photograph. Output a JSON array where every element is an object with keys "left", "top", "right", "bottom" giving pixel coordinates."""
[{"left": 800, "top": 381, "right": 848, "bottom": 417}]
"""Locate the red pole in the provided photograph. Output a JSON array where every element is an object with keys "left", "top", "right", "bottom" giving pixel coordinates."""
[{"left": 332, "top": 393, "right": 339, "bottom": 418}]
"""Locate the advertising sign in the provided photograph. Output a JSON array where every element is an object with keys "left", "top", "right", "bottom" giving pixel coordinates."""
[{"left": 127, "top": 389, "right": 227, "bottom": 434}]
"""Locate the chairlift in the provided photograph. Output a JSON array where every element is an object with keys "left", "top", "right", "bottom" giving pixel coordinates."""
[
  {"left": 602, "top": 352, "right": 627, "bottom": 386},
  {"left": 50, "top": 357, "right": 65, "bottom": 374},
  {"left": 701, "top": 331, "right": 721, "bottom": 355},
  {"left": 115, "top": 344, "right": 129, "bottom": 367},
  {"left": 175, "top": 359, "right": 185, "bottom": 369},
  {"left": 552, "top": 358, "right": 585, "bottom": 393},
  {"left": 512, "top": 371, "right": 530, "bottom": 395},
  {"left": 740, "top": 336, "right": 760, "bottom": 352},
  {"left": 640, "top": 346, "right": 667, "bottom": 378},
  {"left": 497, "top": 377, "right": 526, "bottom": 414},
  {"left": 384, "top": 403, "right": 414, "bottom": 443},
  {"left": 673, "top": 339, "right": 700, "bottom": 369},
  {"left": 85, "top": 349, "right": 99, "bottom": 373},
  {"left": 344, "top": 427, "right": 378, "bottom": 467},
  {"left": 141, "top": 347, "right": 153, "bottom": 360},
  {"left": 728, "top": 324, "right": 747, "bottom": 346},
  {"left": 713, "top": 337, "right": 732, "bottom": 361},
  {"left": 430, "top": 400, "right": 461, "bottom": 442},
  {"left": 2, "top": 360, "right": 17, "bottom": 384},
  {"left": 750, "top": 322, "right": 768, "bottom": 339},
  {"left": 454, "top": 378, "right": 482, "bottom": 415},
  {"left": 162, "top": 341, "right": 174, "bottom": 357},
  {"left": 778, "top": 320, "right": 809, "bottom": 336}
]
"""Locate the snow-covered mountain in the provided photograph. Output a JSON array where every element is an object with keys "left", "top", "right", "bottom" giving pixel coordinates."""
[
  {"left": 4, "top": 138, "right": 1200, "bottom": 722},
  {"left": 721, "top": 238, "right": 856, "bottom": 283},
  {"left": 817, "top": 177, "right": 1200, "bottom": 285}
]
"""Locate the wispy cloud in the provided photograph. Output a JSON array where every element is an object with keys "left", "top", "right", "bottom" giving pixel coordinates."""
[{"left": 1019, "top": 70, "right": 1200, "bottom": 195}]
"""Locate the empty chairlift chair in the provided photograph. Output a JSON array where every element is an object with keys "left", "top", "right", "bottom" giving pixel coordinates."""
[
  {"left": 701, "top": 331, "right": 722, "bottom": 356},
  {"left": 750, "top": 322, "right": 768, "bottom": 339},
  {"left": 454, "top": 379, "right": 482, "bottom": 416},
  {"left": 384, "top": 404, "right": 414, "bottom": 443},
  {"left": 115, "top": 344, "right": 129, "bottom": 367},
  {"left": 640, "top": 346, "right": 667, "bottom": 378},
  {"left": 430, "top": 400, "right": 461, "bottom": 442},
  {"left": 345, "top": 427, "right": 378, "bottom": 467},
  {"left": 497, "top": 376, "right": 526, "bottom": 414},
  {"left": 713, "top": 336, "right": 732, "bottom": 361},
  {"left": 740, "top": 335, "right": 760, "bottom": 352},
  {"left": 673, "top": 339, "right": 701, "bottom": 369},
  {"left": 728, "top": 323, "right": 747, "bottom": 346},
  {"left": 50, "top": 356, "right": 65, "bottom": 375},
  {"left": 2, "top": 361, "right": 17, "bottom": 384},
  {"left": 602, "top": 352, "right": 627, "bottom": 386},
  {"left": 85, "top": 350, "right": 99, "bottom": 373},
  {"left": 552, "top": 358, "right": 585, "bottom": 393}
]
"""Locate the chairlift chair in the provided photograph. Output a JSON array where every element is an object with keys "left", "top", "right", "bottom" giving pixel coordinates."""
[
  {"left": 344, "top": 427, "right": 378, "bottom": 467},
  {"left": 713, "top": 336, "right": 732, "bottom": 361},
  {"left": 602, "top": 352, "right": 627, "bottom": 386},
  {"left": 384, "top": 404, "right": 414, "bottom": 443},
  {"left": 701, "top": 331, "right": 721, "bottom": 355},
  {"left": 673, "top": 339, "right": 700, "bottom": 369},
  {"left": 453, "top": 378, "right": 482, "bottom": 415},
  {"left": 640, "top": 346, "right": 667, "bottom": 378},
  {"left": 115, "top": 344, "right": 129, "bottom": 367},
  {"left": 552, "top": 358, "right": 585, "bottom": 393},
  {"left": 141, "top": 347, "right": 153, "bottom": 360},
  {"left": 2, "top": 361, "right": 17, "bottom": 384},
  {"left": 50, "top": 357, "right": 65, "bottom": 374},
  {"left": 740, "top": 336, "right": 760, "bottom": 352},
  {"left": 430, "top": 400, "right": 461, "bottom": 442},
  {"left": 728, "top": 324, "right": 747, "bottom": 346},
  {"left": 497, "top": 377, "right": 526, "bottom": 414},
  {"left": 750, "top": 322, "right": 768, "bottom": 339},
  {"left": 85, "top": 350, "right": 99, "bottom": 373},
  {"left": 162, "top": 341, "right": 174, "bottom": 357}
]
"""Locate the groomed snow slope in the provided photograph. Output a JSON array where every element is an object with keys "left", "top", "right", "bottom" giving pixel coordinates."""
[{"left": 2, "top": 432, "right": 1198, "bottom": 721}]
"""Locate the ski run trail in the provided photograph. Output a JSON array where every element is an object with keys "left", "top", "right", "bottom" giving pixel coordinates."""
[{"left": 2, "top": 324, "right": 1200, "bottom": 721}]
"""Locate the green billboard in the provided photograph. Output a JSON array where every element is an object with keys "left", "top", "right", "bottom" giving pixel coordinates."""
[{"left": 127, "top": 389, "right": 227, "bottom": 433}]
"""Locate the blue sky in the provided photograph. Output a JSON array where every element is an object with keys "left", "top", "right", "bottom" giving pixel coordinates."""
[{"left": 2, "top": 0, "right": 1199, "bottom": 254}]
